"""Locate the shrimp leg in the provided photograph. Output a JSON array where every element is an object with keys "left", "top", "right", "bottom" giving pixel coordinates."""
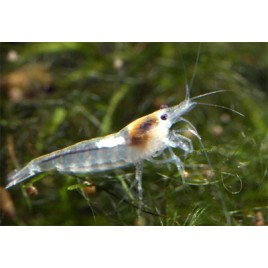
[{"left": 135, "top": 162, "right": 144, "bottom": 217}]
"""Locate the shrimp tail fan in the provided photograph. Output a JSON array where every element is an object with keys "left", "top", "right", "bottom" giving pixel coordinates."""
[{"left": 6, "top": 162, "right": 41, "bottom": 189}]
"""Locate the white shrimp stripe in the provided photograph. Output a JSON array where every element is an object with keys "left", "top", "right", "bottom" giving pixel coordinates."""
[{"left": 95, "top": 136, "right": 125, "bottom": 148}]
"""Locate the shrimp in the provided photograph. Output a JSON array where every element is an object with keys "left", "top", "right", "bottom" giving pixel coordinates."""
[{"left": 6, "top": 82, "right": 242, "bottom": 216}]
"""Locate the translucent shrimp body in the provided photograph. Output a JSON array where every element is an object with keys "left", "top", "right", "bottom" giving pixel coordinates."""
[
  {"left": 6, "top": 87, "right": 230, "bottom": 215},
  {"left": 5, "top": 105, "right": 180, "bottom": 189}
]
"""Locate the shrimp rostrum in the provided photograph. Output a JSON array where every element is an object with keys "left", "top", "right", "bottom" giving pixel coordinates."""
[{"left": 6, "top": 87, "right": 235, "bottom": 214}]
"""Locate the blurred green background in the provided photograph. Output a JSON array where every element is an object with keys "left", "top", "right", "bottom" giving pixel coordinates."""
[{"left": 0, "top": 43, "right": 267, "bottom": 226}]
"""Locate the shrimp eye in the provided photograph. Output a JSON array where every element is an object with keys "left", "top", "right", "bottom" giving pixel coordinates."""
[
  {"left": 160, "top": 104, "right": 168, "bottom": 109},
  {"left": 160, "top": 114, "right": 168, "bottom": 120}
]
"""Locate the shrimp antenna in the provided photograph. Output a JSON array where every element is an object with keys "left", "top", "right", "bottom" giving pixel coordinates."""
[
  {"left": 196, "top": 102, "right": 245, "bottom": 117},
  {"left": 183, "top": 43, "right": 202, "bottom": 101},
  {"left": 178, "top": 47, "right": 190, "bottom": 99},
  {"left": 191, "top": 90, "right": 230, "bottom": 101},
  {"left": 185, "top": 84, "right": 190, "bottom": 100},
  {"left": 190, "top": 90, "right": 244, "bottom": 116},
  {"left": 189, "top": 43, "right": 202, "bottom": 91}
]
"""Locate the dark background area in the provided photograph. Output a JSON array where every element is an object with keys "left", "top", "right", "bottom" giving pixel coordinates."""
[{"left": 0, "top": 43, "right": 267, "bottom": 225}]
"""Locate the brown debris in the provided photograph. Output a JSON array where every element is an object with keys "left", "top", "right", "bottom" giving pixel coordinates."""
[
  {"left": 0, "top": 187, "right": 16, "bottom": 219},
  {"left": 1, "top": 63, "right": 53, "bottom": 102},
  {"left": 26, "top": 186, "right": 39, "bottom": 197},
  {"left": 254, "top": 211, "right": 265, "bottom": 226}
]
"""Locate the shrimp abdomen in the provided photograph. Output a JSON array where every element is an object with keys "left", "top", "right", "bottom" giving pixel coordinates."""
[{"left": 5, "top": 133, "right": 137, "bottom": 189}]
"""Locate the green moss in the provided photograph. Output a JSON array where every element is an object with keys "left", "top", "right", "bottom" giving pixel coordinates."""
[{"left": 1, "top": 43, "right": 267, "bottom": 226}]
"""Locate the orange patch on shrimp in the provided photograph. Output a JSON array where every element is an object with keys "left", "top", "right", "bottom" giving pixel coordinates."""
[{"left": 127, "top": 114, "right": 159, "bottom": 147}]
